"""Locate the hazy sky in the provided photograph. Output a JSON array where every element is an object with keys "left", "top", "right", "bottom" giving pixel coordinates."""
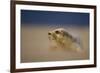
[{"left": 21, "top": 10, "right": 89, "bottom": 27}]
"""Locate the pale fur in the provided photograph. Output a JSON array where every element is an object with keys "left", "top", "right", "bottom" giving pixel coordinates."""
[{"left": 48, "top": 28, "right": 82, "bottom": 52}]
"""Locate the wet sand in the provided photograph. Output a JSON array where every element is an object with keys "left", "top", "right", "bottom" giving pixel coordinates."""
[{"left": 21, "top": 25, "right": 89, "bottom": 63}]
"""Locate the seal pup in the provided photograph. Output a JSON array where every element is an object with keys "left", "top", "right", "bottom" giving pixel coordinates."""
[{"left": 48, "top": 28, "right": 82, "bottom": 52}]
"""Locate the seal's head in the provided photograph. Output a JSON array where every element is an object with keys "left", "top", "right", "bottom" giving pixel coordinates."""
[
  {"left": 48, "top": 28, "right": 73, "bottom": 42},
  {"left": 48, "top": 28, "right": 64, "bottom": 40},
  {"left": 48, "top": 28, "right": 82, "bottom": 52}
]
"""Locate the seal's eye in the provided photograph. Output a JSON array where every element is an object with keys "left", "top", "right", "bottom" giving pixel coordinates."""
[
  {"left": 48, "top": 32, "right": 51, "bottom": 35},
  {"left": 55, "top": 31, "right": 60, "bottom": 34}
]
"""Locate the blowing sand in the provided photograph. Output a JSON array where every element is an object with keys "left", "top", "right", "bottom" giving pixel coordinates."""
[{"left": 21, "top": 25, "right": 89, "bottom": 63}]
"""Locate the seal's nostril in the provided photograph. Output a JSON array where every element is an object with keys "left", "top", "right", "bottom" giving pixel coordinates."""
[{"left": 48, "top": 32, "right": 51, "bottom": 35}]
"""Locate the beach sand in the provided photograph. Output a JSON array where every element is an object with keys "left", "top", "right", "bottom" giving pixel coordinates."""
[{"left": 21, "top": 25, "right": 89, "bottom": 63}]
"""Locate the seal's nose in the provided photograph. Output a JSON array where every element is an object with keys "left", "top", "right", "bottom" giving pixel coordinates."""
[{"left": 48, "top": 32, "right": 51, "bottom": 35}]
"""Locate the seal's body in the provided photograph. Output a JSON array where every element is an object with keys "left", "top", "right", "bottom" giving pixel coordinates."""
[{"left": 48, "top": 28, "right": 82, "bottom": 52}]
